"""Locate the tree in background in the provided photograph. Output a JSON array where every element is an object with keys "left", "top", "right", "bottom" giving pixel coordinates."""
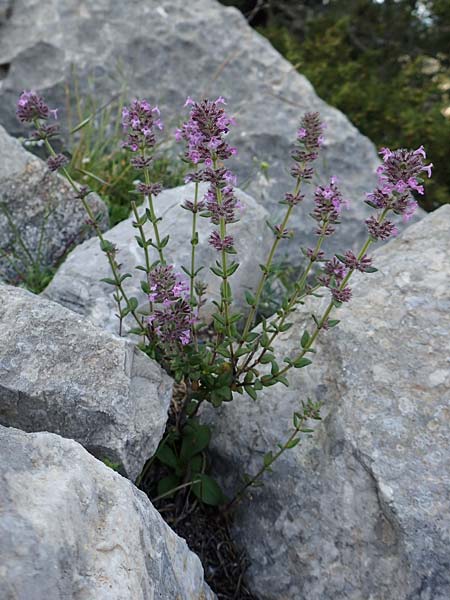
[{"left": 222, "top": 0, "right": 450, "bottom": 211}]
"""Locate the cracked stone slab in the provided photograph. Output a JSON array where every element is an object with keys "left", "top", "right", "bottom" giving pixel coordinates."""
[
  {"left": 0, "top": 285, "right": 173, "bottom": 480},
  {"left": 0, "top": 124, "right": 108, "bottom": 284},
  {"left": 204, "top": 205, "right": 450, "bottom": 599},
  {"left": 44, "top": 182, "right": 271, "bottom": 333},
  {"left": 0, "top": 0, "right": 414, "bottom": 256},
  {"left": 0, "top": 425, "right": 215, "bottom": 600}
]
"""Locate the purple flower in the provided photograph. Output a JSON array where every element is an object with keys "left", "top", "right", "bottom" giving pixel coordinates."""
[
  {"left": 323, "top": 257, "right": 347, "bottom": 284},
  {"left": 366, "top": 216, "right": 399, "bottom": 241},
  {"left": 377, "top": 146, "right": 433, "bottom": 195},
  {"left": 146, "top": 265, "right": 194, "bottom": 347},
  {"left": 47, "top": 154, "right": 69, "bottom": 172},
  {"left": 305, "top": 247, "right": 325, "bottom": 262},
  {"left": 209, "top": 230, "right": 234, "bottom": 251},
  {"left": 312, "top": 178, "right": 348, "bottom": 237},
  {"left": 340, "top": 251, "right": 373, "bottom": 272},
  {"left": 16, "top": 91, "right": 51, "bottom": 122},
  {"left": 176, "top": 97, "right": 237, "bottom": 171},
  {"left": 122, "top": 99, "right": 162, "bottom": 153},
  {"left": 331, "top": 286, "right": 352, "bottom": 303},
  {"left": 135, "top": 182, "right": 162, "bottom": 196},
  {"left": 284, "top": 191, "right": 305, "bottom": 206},
  {"left": 205, "top": 184, "right": 240, "bottom": 225},
  {"left": 273, "top": 224, "right": 292, "bottom": 239}
]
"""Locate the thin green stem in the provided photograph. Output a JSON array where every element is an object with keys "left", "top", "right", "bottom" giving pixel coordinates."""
[
  {"left": 144, "top": 167, "right": 165, "bottom": 265},
  {"left": 226, "top": 415, "right": 307, "bottom": 511},
  {"left": 40, "top": 125, "right": 145, "bottom": 334},
  {"left": 152, "top": 479, "right": 201, "bottom": 503},
  {"left": 238, "top": 225, "right": 329, "bottom": 377},
  {"left": 189, "top": 181, "right": 200, "bottom": 351},
  {"left": 268, "top": 208, "right": 390, "bottom": 382},
  {"left": 240, "top": 176, "right": 302, "bottom": 343}
]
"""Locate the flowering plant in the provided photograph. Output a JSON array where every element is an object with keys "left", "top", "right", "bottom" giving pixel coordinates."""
[{"left": 17, "top": 90, "right": 433, "bottom": 505}]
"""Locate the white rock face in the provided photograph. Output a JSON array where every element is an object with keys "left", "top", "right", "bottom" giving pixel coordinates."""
[
  {"left": 205, "top": 205, "right": 450, "bottom": 599},
  {"left": 0, "top": 0, "right": 392, "bottom": 255},
  {"left": 0, "top": 125, "right": 107, "bottom": 284},
  {"left": 0, "top": 285, "right": 173, "bottom": 480},
  {"left": 0, "top": 425, "right": 215, "bottom": 600},
  {"left": 44, "top": 183, "right": 271, "bottom": 332}
]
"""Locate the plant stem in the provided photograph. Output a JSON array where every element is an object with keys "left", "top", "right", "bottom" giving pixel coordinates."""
[
  {"left": 189, "top": 181, "right": 200, "bottom": 351},
  {"left": 267, "top": 209, "right": 389, "bottom": 382},
  {"left": 144, "top": 166, "right": 165, "bottom": 265},
  {"left": 152, "top": 479, "right": 201, "bottom": 503},
  {"left": 226, "top": 414, "right": 307, "bottom": 511},
  {"left": 39, "top": 124, "right": 145, "bottom": 335},
  {"left": 238, "top": 224, "right": 329, "bottom": 377},
  {"left": 189, "top": 182, "right": 200, "bottom": 303},
  {"left": 240, "top": 176, "right": 302, "bottom": 343}
]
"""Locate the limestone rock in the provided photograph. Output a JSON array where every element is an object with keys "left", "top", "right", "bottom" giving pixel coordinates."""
[
  {"left": 44, "top": 183, "right": 271, "bottom": 332},
  {"left": 0, "top": 125, "right": 108, "bottom": 286},
  {"left": 0, "top": 425, "right": 215, "bottom": 600},
  {"left": 0, "top": 285, "right": 173, "bottom": 480},
  {"left": 205, "top": 205, "right": 450, "bottom": 599},
  {"left": 0, "top": 0, "right": 388, "bottom": 255}
]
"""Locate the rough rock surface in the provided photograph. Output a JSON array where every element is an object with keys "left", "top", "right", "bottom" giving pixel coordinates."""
[
  {"left": 0, "top": 425, "right": 215, "bottom": 600},
  {"left": 44, "top": 182, "right": 271, "bottom": 332},
  {"left": 205, "top": 205, "right": 450, "bottom": 599},
  {"left": 0, "top": 0, "right": 388, "bottom": 254},
  {"left": 0, "top": 125, "right": 107, "bottom": 285},
  {"left": 0, "top": 285, "right": 172, "bottom": 480}
]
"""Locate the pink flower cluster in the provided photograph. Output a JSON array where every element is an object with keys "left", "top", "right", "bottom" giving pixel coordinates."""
[
  {"left": 175, "top": 97, "right": 237, "bottom": 167},
  {"left": 176, "top": 97, "right": 240, "bottom": 254},
  {"left": 122, "top": 99, "right": 163, "bottom": 157},
  {"left": 146, "top": 265, "right": 193, "bottom": 346},
  {"left": 365, "top": 146, "right": 433, "bottom": 236}
]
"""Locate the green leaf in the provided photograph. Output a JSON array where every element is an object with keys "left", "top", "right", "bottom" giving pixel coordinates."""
[
  {"left": 159, "top": 234, "right": 170, "bottom": 249},
  {"left": 301, "top": 330, "right": 310, "bottom": 348},
  {"left": 100, "top": 277, "right": 118, "bottom": 286},
  {"left": 293, "top": 357, "right": 312, "bottom": 368},
  {"left": 156, "top": 445, "right": 178, "bottom": 469},
  {"left": 189, "top": 454, "right": 203, "bottom": 474},
  {"left": 245, "top": 385, "right": 257, "bottom": 401},
  {"left": 261, "top": 332, "right": 270, "bottom": 348},
  {"left": 327, "top": 319, "right": 340, "bottom": 328},
  {"left": 156, "top": 474, "right": 180, "bottom": 499},
  {"left": 226, "top": 261, "right": 239, "bottom": 276},
  {"left": 180, "top": 422, "right": 211, "bottom": 463},
  {"left": 244, "top": 290, "right": 256, "bottom": 306},
  {"left": 285, "top": 437, "right": 301, "bottom": 449},
  {"left": 128, "top": 297, "right": 139, "bottom": 312},
  {"left": 192, "top": 474, "right": 226, "bottom": 506},
  {"left": 260, "top": 353, "right": 274, "bottom": 364},
  {"left": 263, "top": 451, "right": 274, "bottom": 467},
  {"left": 70, "top": 116, "right": 91, "bottom": 134},
  {"left": 100, "top": 239, "right": 115, "bottom": 253},
  {"left": 141, "top": 281, "right": 150, "bottom": 294}
]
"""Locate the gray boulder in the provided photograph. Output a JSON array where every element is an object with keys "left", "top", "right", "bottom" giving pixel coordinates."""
[
  {"left": 0, "top": 124, "right": 107, "bottom": 286},
  {"left": 0, "top": 425, "right": 215, "bottom": 600},
  {"left": 205, "top": 205, "right": 450, "bottom": 599},
  {"left": 44, "top": 182, "right": 271, "bottom": 332},
  {"left": 0, "top": 285, "right": 173, "bottom": 480},
  {"left": 0, "top": 0, "right": 385, "bottom": 255}
]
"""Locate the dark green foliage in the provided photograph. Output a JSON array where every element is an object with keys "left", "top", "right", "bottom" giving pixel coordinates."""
[
  {"left": 154, "top": 420, "right": 227, "bottom": 506},
  {"left": 223, "top": 0, "right": 450, "bottom": 211}
]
